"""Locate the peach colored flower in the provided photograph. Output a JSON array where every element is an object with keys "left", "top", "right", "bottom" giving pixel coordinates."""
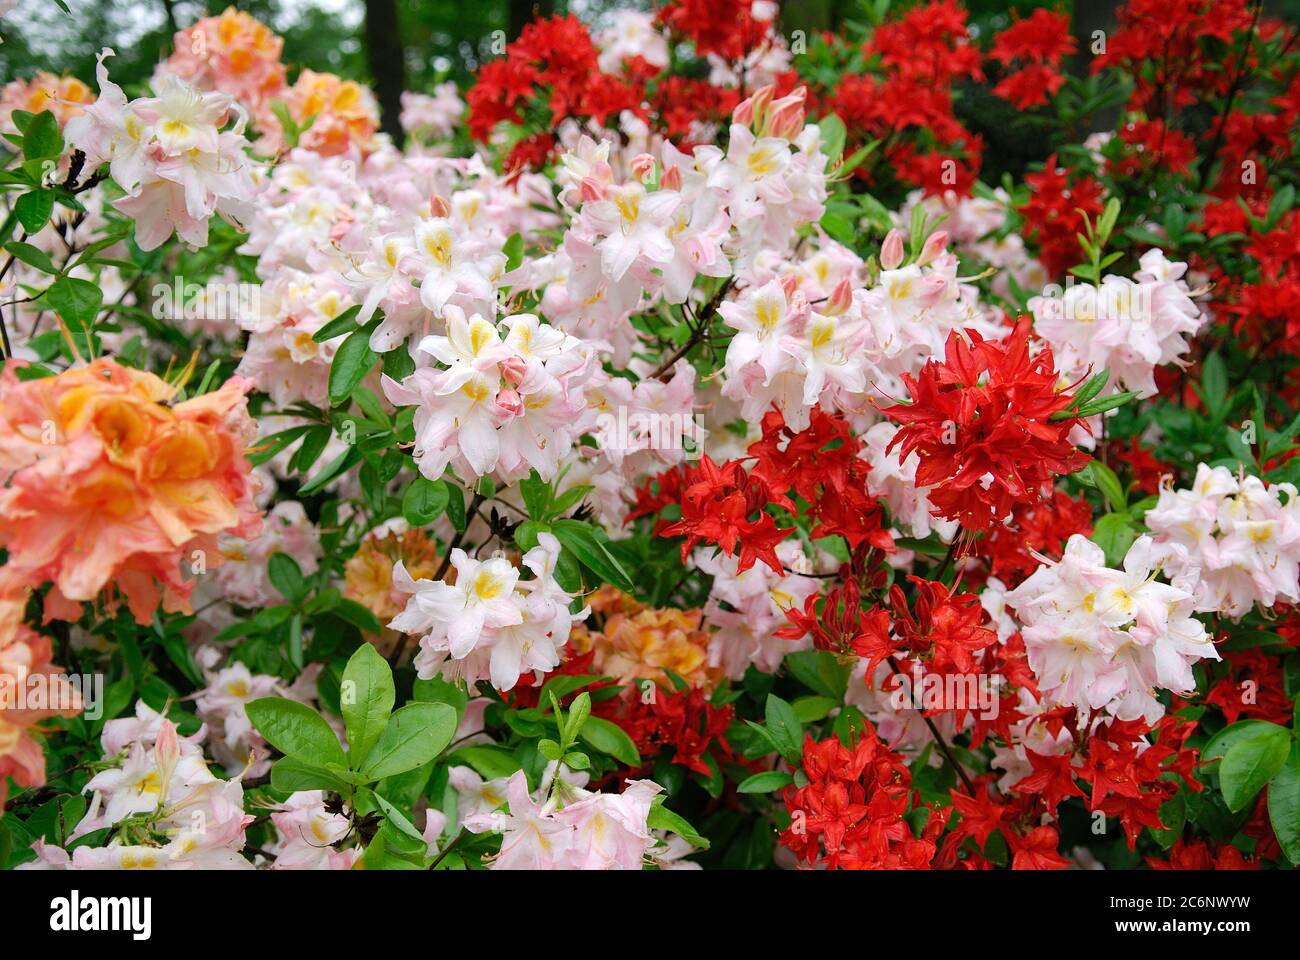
[
  {"left": 0, "top": 599, "right": 82, "bottom": 811},
  {"left": 573, "top": 589, "right": 721, "bottom": 692},
  {"left": 0, "top": 72, "right": 94, "bottom": 135},
  {"left": 0, "top": 359, "right": 263, "bottom": 624},
  {"left": 345, "top": 524, "right": 441, "bottom": 658},
  {"left": 261, "top": 70, "right": 379, "bottom": 157},
  {"left": 346, "top": 524, "right": 442, "bottom": 624},
  {"left": 159, "top": 7, "right": 287, "bottom": 115}
]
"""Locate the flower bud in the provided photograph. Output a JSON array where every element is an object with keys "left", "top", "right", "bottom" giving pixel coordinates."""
[
  {"left": 917, "top": 230, "right": 949, "bottom": 266},
  {"left": 630, "top": 153, "right": 656, "bottom": 183},
  {"left": 880, "top": 229, "right": 905, "bottom": 270}
]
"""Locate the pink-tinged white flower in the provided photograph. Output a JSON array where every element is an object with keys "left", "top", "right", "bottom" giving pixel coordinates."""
[
  {"left": 216, "top": 501, "right": 322, "bottom": 608},
  {"left": 1145, "top": 463, "right": 1300, "bottom": 617},
  {"left": 390, "top": 534, "right": 587, "bottom": 691},
  {"left": 448, "top": 765, "right": 513, "bottom": 824},
  {"left": 594, "top": 10, "right": 669, "bottom": 74},
  {"left": 1004, "top": 533, "right": 1218, "bottom": 723},
  {"left": 463, "top": 770, "right": 665, "bottom": 870},
  {"left": 554, "top": 779, "right": 662, "bottom": 870},
  {"left": 1029, "top": 249, "right": 1204, "bottom": 399},
  {"left": 269, "top": 791, "right": 359, "bottom": 870},
  {"left": 579, "top": 180, "right": 681, "bottom": 283},
  {"left": 383, "top": 308, "right": 595, "bottom": 483},
  {"left": 235, "top": 271, "right": 356, "bottom": 406},
  {"left": 697, "top": 540, "right": 818, "bottom": 678},
  {"left": 463, "top": 771, "right": 574, "bottom": 870},
  {"left": 861, "top": 422, "right": 957, "bottom": 542},
  {"left": 65, "top": 50, "right": 259, "bottom": 251},
  {"left": 194, "top": 654, "right": 286, "bottom": 777},
  {"left": 405, "top": 216, "right": 500, "bottom": 316},
  {"left": 400, "top": 84, "right": 465, "bottom": 142}
]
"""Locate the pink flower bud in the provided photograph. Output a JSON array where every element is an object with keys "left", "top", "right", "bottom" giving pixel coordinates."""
[
  {"left": 630, "top": 153, "right": 656, "bottom": 183},
  {"left": 780, "top": 274, "right": 799, "bottom": 301},
  {"left": 580, "top": 177, "right": 607, "bottom": 203},
  {"left": 494, "top": 389, "right": 524, "bottom": 419},
  {"left": 661, "top": 164, "right": 683, "bottom": 191},
  {"left": 917, "top": 230, "right": 949, "bottom": 266},
  {"left": 880, "top": 229, "right": 905, "bottom": 270},
  {"left": 824, "top": 277, "right": 853, "bottom": 316},
  {"left": 429, "top": 194, "right": 451, "bottom": 218},
  {"left": 765, "top": 88, "right": 807, "bottom": 139},
  {"left": 500, "top": 356, "right": 528, "bottom": 388},
  {"left": 155, "top": 719, "right": 180, "bottom": 795}
]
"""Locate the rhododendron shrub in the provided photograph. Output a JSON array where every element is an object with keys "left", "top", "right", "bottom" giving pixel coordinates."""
[{"left": 1, "top": 1, "right": 1299, "bottom": 876}]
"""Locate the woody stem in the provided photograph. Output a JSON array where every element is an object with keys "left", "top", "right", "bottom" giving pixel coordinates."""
[{"left": 886, "top": 655, "right": 978, "bottom": 796}]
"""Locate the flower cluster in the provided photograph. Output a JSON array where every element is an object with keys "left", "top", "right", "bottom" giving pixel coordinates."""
[
  {"left": 0, "top": 359, "right": 262, "bottom": 623},
  {"left": 1145, "top": 464, "right": 1300, "bottom": 616},
  {"left": 1005, "top": 534, "right": 1219, "bottom": 722},
  {"left": 389, "top": 533, "right": 586, "bottom": 691},
  {"left": 66, "top": 51, "right": 259, "bottom": 250}
]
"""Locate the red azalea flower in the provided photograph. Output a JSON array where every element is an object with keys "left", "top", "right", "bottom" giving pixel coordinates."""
[
  {"left": 1018, "top": 155, "right": 1105, "bottom": 277},
  {"left": 781, "top": 727, "right": 941, "bottom": 870},
  {"left": 881, "top": 318, "right": 1090, "bottom": 533},
  {"left": 656, "top": 455, "right": 793, "bottom": 575}
]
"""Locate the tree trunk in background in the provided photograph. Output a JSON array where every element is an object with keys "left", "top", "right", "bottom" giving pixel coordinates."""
[
  {"left": 159, "top": 0, "right": 179, "bottom": 36},
  {"left": 1071, "top": 0, "right": 1121, "bottom": 133},
  {"left": 365, "top": 0, "right": 407, "bottom": 148},
  {"left": 509, "top": 0, "right": 555, "bottom": 40}
]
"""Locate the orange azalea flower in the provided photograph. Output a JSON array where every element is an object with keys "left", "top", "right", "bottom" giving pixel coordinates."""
[
  {"left": 0, "top": 72, "right": 94, "bottom": 135},
  {"left": 161, "top": 7, "right": 288, "bottom": 114},
  {"left": 270, "top": 70, "right": 380, "bottom": 157},
  {"left": 0, "top": 599, "right": 82, "bottom": 811},
  {"left": 345, "top": 524, "right": 442, "bottom": 626},
  {"left": 0, "top": 359, "right": 263, "bottom": 624},
  {"left": 573, "top": 588, "right": 721, "bottom": 692}
]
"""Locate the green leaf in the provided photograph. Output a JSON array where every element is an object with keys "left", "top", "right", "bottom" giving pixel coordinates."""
[
  {"left": 646, "top": 799, "right": 709, "bottom": 850},
  {"left": 1081, "top": 461, "right": 1127, "bottom": 513},
  {"left": 1090, "top": 512, "right": 1137, "bottom": 567},
  {"left": 1201, "top": 719, "right": 1287, "bottom": 765},
  {"left": 3, "top": 241, "right": 56, "bottom": 274},
  {"left": 297, "top": 445, "right": 360, "bottom": 496},
  {"left": 444, "top": 480, "right": 467, "bottom": 532},
  {"left": 563, "top": 691, "right": 592, "bottom": 746},
  {"left": 736, "top": 770, "right": 795, "bottom": 794},
  {"left": 45, "top": 276, "right": 102, "bottom": 335},
  {"left": 792, "top": 695, "right": 837, "bottom": 723},
  {"left": 360, "top": 701, "right": 457, "bottom": 781},
  {"left": 818, "top": 112, "right": 847, "bottom": 162},
  {"left": 22, "top": 111, "right": 62, "bottom": 161},
  {"left": 267, "top": 552, "right": 306, "bottom": 604},
  {"left": 332, "top": 597, "right": 383, "bottom": 633},
  {"left": 246, "top": 697, "right": 347, "bottom": 769},
  {"left": 784, "top": 650, "right": 849, "bottom": 700},
  {"left": 578, "top": 715, "right": 641, "bottom": 767},
  {"left": 519, "top": 471, "right": 551, "bottom": 519},
  {"left": 341, "top": 643, "right": 396, "bottom": 767},
  {"left": 503, "top": 232, "right": 524, "bottom": 272},
  {"left": 311, "top": 304, "right": 361, "bottom": 342},
  {"left": 1201, "top": 352, "right": 1228, "bottom": 414},
  {"left": 764, "top": 694, "right": 804, "bottom": 765},
  {"left": 402, "top": 475, "right": 450, "bottom": 526},
  {"left": 451, "top": 745, "right": 523, "bottom": 780},
  {"left": 14, "top": 190, "right": 55, "bottom": 233},
  {"left": 552, "top": 519, "right": 634, "bottom": 591},
  {"left": 270, "top": 756, "right": 352, "bottom": 794},
  {"left": 1219, "top": 727, "right": 1292, "bottom": 812},
  {"left": 328, "top": 326, "right": 378, "bottom": 406},
  {"left": 1266, "top": 741, "right": 1300, "bottom": 865}
]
